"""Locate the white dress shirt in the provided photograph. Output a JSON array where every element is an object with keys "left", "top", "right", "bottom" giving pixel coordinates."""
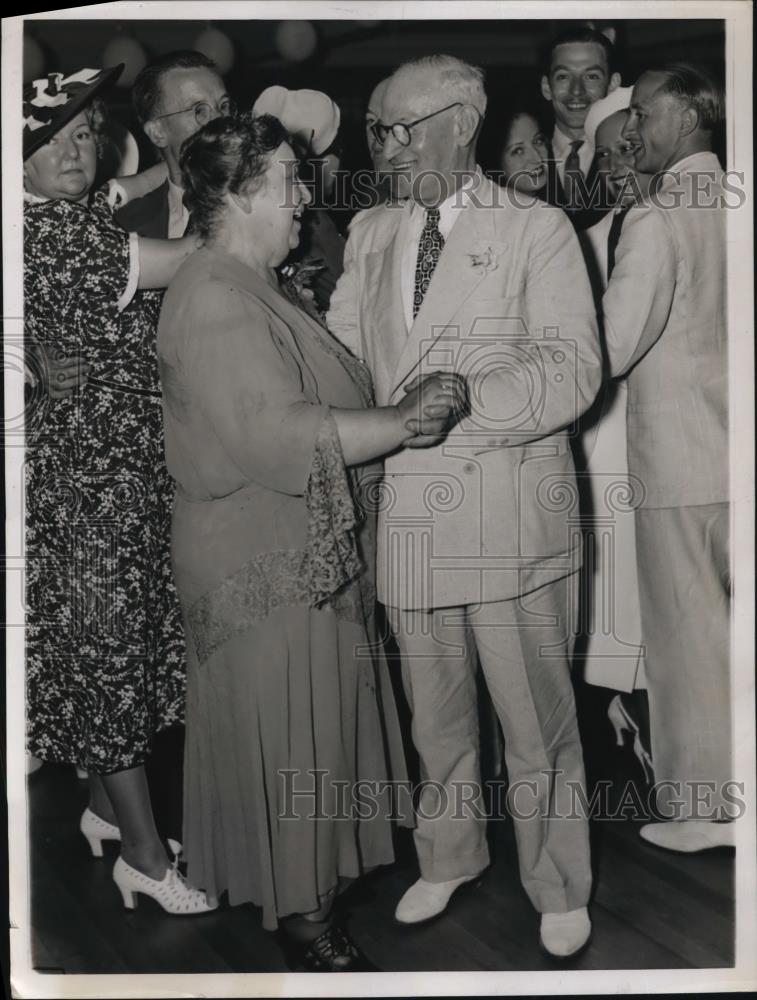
[
  {"left": 400, "top": 170, "right": 482, "bottom": 331},
  {"left": 167, "top": 177, "right": 190, "bottom": 238},
  {"left": 551, "top": 125, "right": 595, "bottom": 186}
]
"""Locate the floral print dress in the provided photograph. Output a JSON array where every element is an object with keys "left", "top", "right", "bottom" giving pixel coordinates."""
[{"left": 24, "top": 187, "right": 186, "bottom": 774}]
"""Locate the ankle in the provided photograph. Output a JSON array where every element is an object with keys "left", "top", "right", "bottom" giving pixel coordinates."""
[
  {"left": 87, "top": 802, "right": 118, "bottom": 826},
  {"left": 120, "top": 844, "right": 170, "bottom": 881},
  {"left": 282, "top": 914, "right": 333, "bottom": 943}
]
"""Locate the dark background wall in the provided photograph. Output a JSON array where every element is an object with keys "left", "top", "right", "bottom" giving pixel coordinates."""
[{"left": 24, "top": 17, "right": 726, "bottom": 177}]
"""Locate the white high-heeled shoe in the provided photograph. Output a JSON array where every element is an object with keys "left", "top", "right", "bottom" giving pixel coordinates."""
[
  {"left": 112, "top": 839, "right": 218, "bottom": 915},
  {"left": 80, "top": 807, "right": 121, "bottom": 858},
  {"left": 607, "top": 694, "right": 654, "bottom": 782}
]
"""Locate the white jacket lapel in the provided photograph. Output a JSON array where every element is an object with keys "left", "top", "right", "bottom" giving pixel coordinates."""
[{"left": 390, "top": 193, "right": 499, "bottom": 398}]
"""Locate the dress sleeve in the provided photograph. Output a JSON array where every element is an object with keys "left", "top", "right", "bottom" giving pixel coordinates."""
[
  {"left": 176, "top": 279, "right": 363, "bottom": 605},
  {"left": 56, "top": 193, "right": 138, "bottom": 324},
  {"left": 179, "top": 280, "right": 334, "bottom": 496},
  {"left": 304, "top": 412, "right": 362, "bottom": 606}
]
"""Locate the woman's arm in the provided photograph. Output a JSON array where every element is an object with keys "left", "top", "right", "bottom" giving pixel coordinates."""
[
  {"left": 330, "top": 406, "right": 407, "bottom": 465},
  {"left": 137, "top": 234, "right": 201, "bottom": 290},
  {"left": 115, "top": 162, "right": 169, "bottom": 204},
  {"left": 332, "top": 372, "right": 467, "bottom": 465}
]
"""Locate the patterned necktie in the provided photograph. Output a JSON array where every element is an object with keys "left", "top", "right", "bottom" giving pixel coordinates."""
[
  {"left": 607, "top": 206, "right": 632, "bottom": 280},
  {"left": 564, "top": 139, "right": 584, "bottom": 208},
  {"left": 413, "top": 207, "right": 444, "bottom": 318}
]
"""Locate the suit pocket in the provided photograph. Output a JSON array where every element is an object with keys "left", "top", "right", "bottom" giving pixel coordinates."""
[{"left": 514, "top": 451, "right": 579, "bottom": 561}]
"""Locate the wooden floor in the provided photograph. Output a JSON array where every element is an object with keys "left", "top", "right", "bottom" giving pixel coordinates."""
[{"left": 27, "top": 684, "right": 735, "bottom": 976}]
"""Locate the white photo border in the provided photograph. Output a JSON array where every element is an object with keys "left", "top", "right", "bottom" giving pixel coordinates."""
[{"left": 3, "top": 2, "right": 755, "bottom": 996}]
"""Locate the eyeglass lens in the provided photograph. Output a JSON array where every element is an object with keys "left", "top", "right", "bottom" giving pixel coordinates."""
[{"left": 194, "top": 99, "right": 235, "bottom": 125}]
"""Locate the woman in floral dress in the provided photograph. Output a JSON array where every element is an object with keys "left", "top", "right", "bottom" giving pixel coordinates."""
[{"left": 23, "top": 64, "right": 214, "bottom": 914}]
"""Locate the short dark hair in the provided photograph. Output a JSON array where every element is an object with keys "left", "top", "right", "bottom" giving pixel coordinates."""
[
  {"left": 132, "top": 50, "right": 218, "bottom": 124},
  {"left": 656, "top": 62, "right": 725, "bottom": 130},
  {"left": 544, "top": 25, "right": 617, "bottom": 77},
  {"left": 180, "top": 112, "right": 290, "bottom": 240}
]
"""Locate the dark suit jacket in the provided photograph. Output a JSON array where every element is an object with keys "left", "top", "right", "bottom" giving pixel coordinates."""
[
  {"left": 114, "top": 180, "right": 171, "bottom": 238},
  {"left": 288, "top": 208, "right": 346, "bottom": 314},
  {"left": 544, "top": 154, "right": 612, "bottom": 233}
]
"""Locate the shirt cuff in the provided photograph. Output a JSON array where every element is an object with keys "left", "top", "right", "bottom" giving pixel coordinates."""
[
  {"left": 106, "top": 178, "right": 129, "bottom": 210},
  {"left": 117, "top": 232, "right": 140, "bottom": 313}
]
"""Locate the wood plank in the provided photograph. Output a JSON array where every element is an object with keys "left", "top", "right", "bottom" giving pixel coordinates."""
[{"left": 25, "top": 741, "right": 736, "bottom": 974}]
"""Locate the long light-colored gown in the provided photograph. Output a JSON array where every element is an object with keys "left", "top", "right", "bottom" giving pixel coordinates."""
[
  {"left": 157, "top": 246, "right": 407, "bottom": 930},
  {"left": 578, "top": 213, "right": 645, "bottom": 692}
]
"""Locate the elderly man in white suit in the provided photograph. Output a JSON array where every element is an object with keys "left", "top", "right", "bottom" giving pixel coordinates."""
[
  {"left": 603, "top": 63, "right": 734, "bottom": 852},
  {"left": 328, "top": 55, "right": 603, "bottom": 957}
]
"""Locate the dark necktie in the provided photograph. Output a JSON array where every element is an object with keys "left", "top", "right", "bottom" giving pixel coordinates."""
[
  {"left": 413, "top": 207, "right": 444, "bottom": 318},
  {"left": 564, "top": 139, "right": 584, "bottom": 208},
  {"left": 607, "top": 206, "right": 632, "bottom": 280}
]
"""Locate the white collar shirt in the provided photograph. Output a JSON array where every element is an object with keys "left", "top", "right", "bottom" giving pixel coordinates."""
[
  {"left": 400, "top": 168, "right": 482, "bottom": 331},
  {"left": 552, "top": 125, "right": 595, "bottom": 185},
  {"left": 167, "top": 177, "right": 190, "bottom": 239}
]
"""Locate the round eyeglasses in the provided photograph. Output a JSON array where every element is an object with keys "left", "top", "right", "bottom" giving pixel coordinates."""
[
  {"left": 155, "top": 97, "right": 237, "bottom": 128},
  {"left": 369, "top": 102, "right": 463, "bottom": 147}
]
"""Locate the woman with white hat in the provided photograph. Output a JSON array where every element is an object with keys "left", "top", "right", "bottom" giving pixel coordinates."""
[{"left": 575, "top": 86, "right": 653, "bottom": 780}]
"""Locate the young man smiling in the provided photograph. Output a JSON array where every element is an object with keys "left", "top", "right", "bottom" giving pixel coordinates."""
[{"left": 541, "top": 25, "right": 621, "bottom": 229}]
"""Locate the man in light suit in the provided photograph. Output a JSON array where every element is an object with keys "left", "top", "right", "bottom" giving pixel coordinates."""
[
  {"left": 328, "top": 55, "right": 602, "bottom": 956},
  {"left": 603, "top": 63, "right": 733, "bottom": 852}
]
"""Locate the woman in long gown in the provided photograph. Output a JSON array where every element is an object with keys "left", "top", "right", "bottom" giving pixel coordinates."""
[
  {"left": 157, "top": 111, "right": 467, "bottom": 969},
  {"left": 577, "top": 89, "right": 650, "bottom": 776}
]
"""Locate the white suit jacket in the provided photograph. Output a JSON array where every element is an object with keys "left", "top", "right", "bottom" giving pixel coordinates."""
[
  {"left": 603, "top": 152, "right": 728, "bottom": 509},
  {"left": 328, "top": 175, "right": 602, "bottom": 609}
]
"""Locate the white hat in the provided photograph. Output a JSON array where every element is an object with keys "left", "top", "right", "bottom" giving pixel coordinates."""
[
  {"left": 252, "top": 85, "right": 340, "bottom": 156},
  {"left": 584, "top": 85, "right": 633, "bottom": 147}
]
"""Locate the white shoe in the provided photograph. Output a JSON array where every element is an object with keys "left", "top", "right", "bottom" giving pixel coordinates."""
[
  {"left": 80, "top": 807, "right": 121, "bottom": 858},
  {"left": 640, "top": 821, "right": 736, "bottom": 853},
  {"left": 395, "top": 874, "right": 481, "bottom": 925},
  {"left": 540, "top": 906, "right": 592, "bottom": 958},
  {"left": 112, "top": 839, "right": 217, "bottom": 915}
]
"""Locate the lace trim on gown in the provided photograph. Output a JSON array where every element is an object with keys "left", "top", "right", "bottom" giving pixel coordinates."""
[{"left": 187, "top": 413, "right": 364, "bottom": 664}]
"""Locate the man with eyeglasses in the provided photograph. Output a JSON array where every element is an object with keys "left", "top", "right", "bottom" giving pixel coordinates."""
[
  {"left": 116, "top": 50, "right": 233, "bottom": 239},
  {"left": 328, "top": 54, "right": 601, "bottom": 958}
]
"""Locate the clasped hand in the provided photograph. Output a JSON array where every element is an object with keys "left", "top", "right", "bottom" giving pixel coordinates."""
[
  {"left": 32, "top": 344, "right": 90, "bottom": 399},
  {"left": 397, "top": 371, "right": 468, "bottom": 449}
]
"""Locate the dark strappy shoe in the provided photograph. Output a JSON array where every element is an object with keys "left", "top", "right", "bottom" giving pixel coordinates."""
[{"left": 276, "top": 923, "right": 379, "bottom": 972}]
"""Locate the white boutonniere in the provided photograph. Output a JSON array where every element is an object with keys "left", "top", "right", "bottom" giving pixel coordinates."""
[{"left": 468, "top": 245, "right": 498, "bottom": 274}]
